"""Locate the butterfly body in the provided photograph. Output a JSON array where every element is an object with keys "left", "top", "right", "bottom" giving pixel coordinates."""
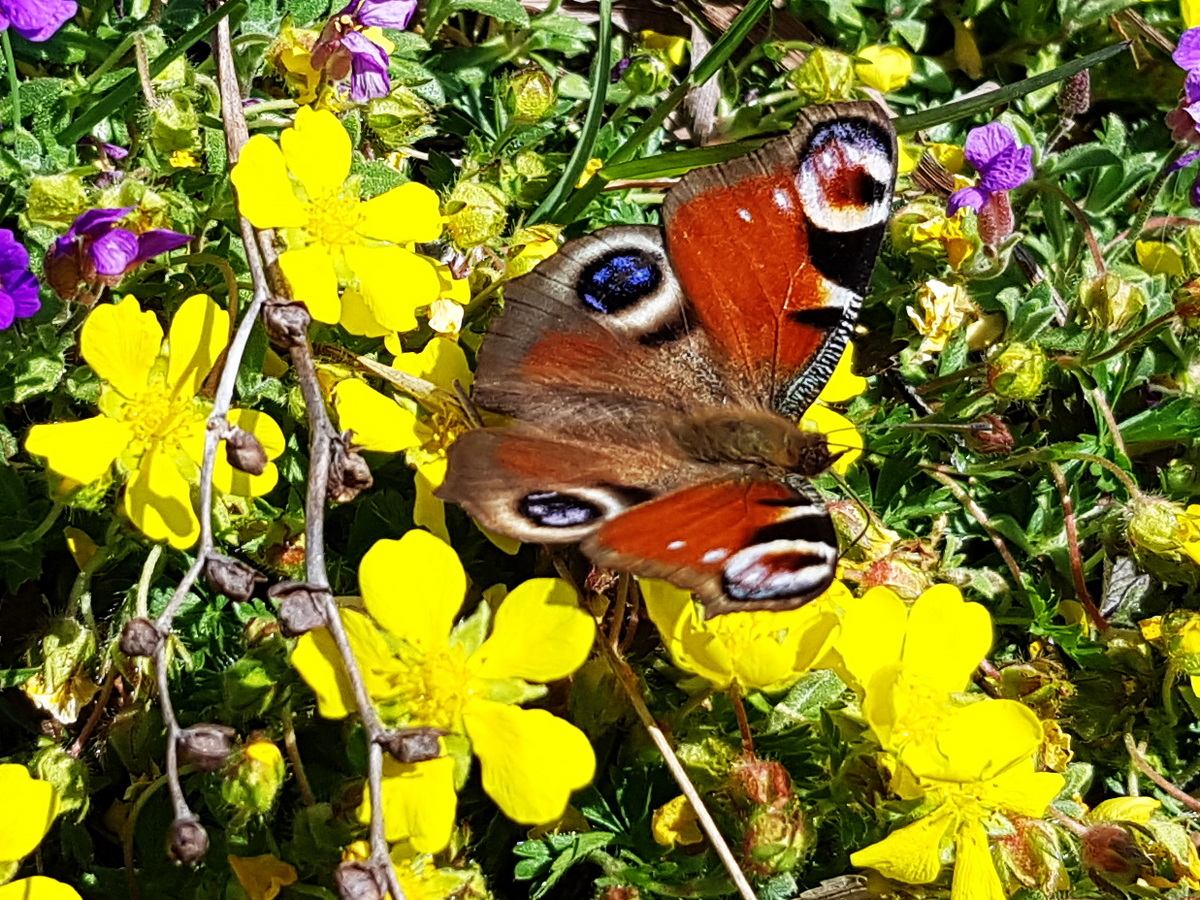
[{"left": 440, "top": 102, "right": 897, "bottom": 616}]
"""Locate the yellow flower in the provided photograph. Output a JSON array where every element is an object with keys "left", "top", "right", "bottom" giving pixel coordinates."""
[
  {"left": 641, "top": 30, "right": 688, "bottom": 67},
  {"left": 855, "top": 45, "right": 914, "bottom": 93},
  {"left": 1188, "top": 0, "right": 1200, "bottom": 28},
  {"left": 290, "top": 530, "right": 596, "bottom": 852},
  {"left": 169, "top": 149, "right": 200, "bottom": 169},
  {"left": 230, "top": 107, "right": 444, "bottom": 331},
  {"left": 1087, "top": 796, "right": 1161, "bottom": 825},
  {"left": 340, "top": 262, "right": 470, "bottom": 339},
  {"left": 25, "top": 295, "right": 284, "bottom": 549},
  {"left": 927, "top": 142, "right": 967, "bottom": 174},
  {"left": 506, "top": 225, "right": 562, "bottom": 277},
  {"left": 907, "top": 279, "right": 977, "bottom": 363},
  {"left": 575, "top": 157, "right": 604, "bottom": 189},
  {"left": 227, "top": 854, "right": 298, "bottom": 900},
  {"left": 652, "top": 795, "right": 704, "bottom": 847},
  {"left": 334, "top": 337, "right": 473, "bottom": 542},
  {"left": 909, "top": 207, "right": 977, "bottom": 269},
  {"left": 0, "top": 764, "right": 80, "bottom": 899},
  {"left": 1136, "top": 240, "right": 1186, "bottom": 278},
  {"left": 799, "top": 345, "right": 868, "bottom": 475},
  {"left": 267, "top": 19, "right": 321, "bottom": 105},
  {"left": 641, "top": 579, "right": 845, "bottom": 692}
]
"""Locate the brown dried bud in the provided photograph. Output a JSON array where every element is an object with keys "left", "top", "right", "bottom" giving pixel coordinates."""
[
  {"left": 327, "top": 432, "right": 373, "bottom": 503},
  {"left": 269, "top": 581, "right": 329, "bottom": 636},
  {"left": 965, "top": 414, "right": 1014, "bottom": 455},
  {"left": 168, "top": 816, "right": 209, "bottom": 866},
  {"left": 204, "top": 554, "right": 266, "bottom": 602},
  {"left": 44, "top": 243, "right": 82, "bottom": 301},
  {"left": 381, "top": 727, "right": 446, "bottom": 763},
  {"left": 1081, "top": 823, "right": 1155, "bottom": 887},
  {"left": 731, "top": 758, "right": 792, "bottom": 810},
  {"left": 262, "top": 301, "right": 311, "bottom": 348},
  {"left": 1058, "top": 69, "right": 1090, "bottom": 117},
  {"left": 334, "top": 860, "right": 388, "bottom": 900},
  {"left": 120, "top": 617, "right": 164, "bottom": 657},
  {"left": 224, "top": 427, "right": 268, "bottom": 476},
  {"left": 600, "top": 888, "right": 640, "bottom": 900},
  {"left": 178, "top": 724, "right": 236, "bottom": 772}
]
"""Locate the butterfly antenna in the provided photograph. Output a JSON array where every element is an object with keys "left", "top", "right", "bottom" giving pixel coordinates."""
[
  {"left": 453, "top": 379, "right": 485, "bottom": 429},
  {"left": 825, "top": 467, "right": 880, "bottom": 562}
]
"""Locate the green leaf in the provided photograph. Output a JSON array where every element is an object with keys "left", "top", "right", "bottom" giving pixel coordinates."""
[
  {"left": 1119, "top": 398, "right": 1200, "bottom": 442},
  {"left": 448, "top": 0, "right": 530, "bottom": 28},
  {"left": 767, "top": 670, "right": 846, "bottom": 729}
]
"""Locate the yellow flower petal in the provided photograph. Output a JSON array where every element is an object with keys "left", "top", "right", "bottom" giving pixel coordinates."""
[
  {"left": 1136, "top": 240, "right": 1186, "bottom": 278},
  {"left": 393, "top": 336, "right": 473, "bottom": 392},
  {"left": 291, "top": 611, "right": 393, "bottom": 719},
  {"left": 0, "top": 764, "right": 58, "bottom": 862},
  {"left": 1087, "top": 796, "right": 1162, "bottom": 825},
  {"left": 850, "top": 802, "right": 956, "bottom": 883},
  {"left": 358, "top": 182, "right": 444, "bottom": 244},
  {"left": 166, "top": 294, "right": 229, "bottom": 397},
  {"left": 122, "top": 447, "right": 198, "bottom": 549},
  {"left": 359, "top": 532, "right": 465, "bottom": 649},
  {"left": 230, "top": 134, "right": 306, "bottom": 229},
  {"left": 227, "top": 854, "right": 298, "bottom": 900},
  {"left": 334, "top": 380, "right": 422, "bottom": 453},
  {"left": 464, "top": 700, "right": 595, "bottom": 824},
  {"left": 345, "top": 245, "right": 441, "bottom": 333},
  {"left": 278, "top": 244, "right": 341, "bottom": 324},
  {"left": 0, "top": 877, "right": 82, "bottom": 900},
  {"left": 855, "top": 44, "right": 914, "bottom": 93},
  {"left": 651, "top": 795, "right": 704, "bottom": 847},
  {"left": 834, "top": 585, "right": 907, "bottom": 693},
  {"left": 214, "top": 409, "right": 284, "bottom": 497},
  {"left": 904, "top": 584, "right": 991, "bottom": 694},
  {"left": 413, "top": 468, "right": 450, "bottom": 542},
  {"left": 816, "top": 345, "right": 867, "bottom": 403},
  {"left": 80, "top": 296, "right": 161, "bottom": 398},
  {"left": 903, "top": 699, "right": 1043, "bottom": 783},
  {"left": 981, "top": 766, "right": 1065, "bottom": 819},
  {"left": 799, "top": 404, "right": 861, "bottom": 474},
  {"left": 474, "top": 579, "right": 593, "bottom": 682},
  {"left": 338, "top": 286, "right": 392, "bottom": 338},
  {"left": 641, "top": 579, "right": 735, "bottom": 688},
  {"left": 951, "top": 821, "right": 1007, "bottom": 900},
  {"left": 25, "top": 416, "right": 132, "bottom": 485},
  {"left": 280, "top": 106, "right": 351, "bottom": 201},
  {"left": 367, "top": 755, "right": 457, "bottom": 853}
]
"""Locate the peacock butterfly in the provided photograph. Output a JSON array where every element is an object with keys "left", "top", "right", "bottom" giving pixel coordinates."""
[{"left": 439, "top": 101, "right": 897, "bottom": 616}]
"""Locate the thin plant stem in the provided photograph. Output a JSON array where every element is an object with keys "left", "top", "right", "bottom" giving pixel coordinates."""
[
  {"left": 1125, "top": 733, "right": 1200, "bottom": 814},
  {"left": 728, "top": 685, "right": 756, "bottom": 758},
  {"left": 1061, "top": 452, "right": 1141, "bottom": 497},
  {"left": 282, "top": 708, "right": 316, "bottom": 807},
  {"left": 928, "top": 467, "right": 1024, "bottom": 586},
  {"left": 1049, "top": 463, "right": 1108, "bottom": 632},
  {"left": 0, "top": 502, "right": 62, "bottom": 551},
  {"left": 2, "top": 30, "right": 20, "bottom": 128},
  {"left": 135, "top": 544, "right": 164, "bottom": 619}
]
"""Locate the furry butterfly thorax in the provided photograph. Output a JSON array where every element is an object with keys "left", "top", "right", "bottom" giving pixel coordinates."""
[{"left": 440, "top": 101, "right": 898, "bottom": 617}]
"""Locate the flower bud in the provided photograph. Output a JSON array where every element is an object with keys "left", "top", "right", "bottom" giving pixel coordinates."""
[
  {"left": 178, "top": 724, "right": 237, "bottom": 773},
  {"left": 221, "top": 738, "right": 285, "bottom": 816},
  {"left": 445, "top": 181, "right": 508, "bottom": 248},
  {"left": 507, "top": 67, "right": 556, "bottom": 123},
  {"left": 1173, "top": 278, "right": 1200, "bottom": 333},
  {"left": 149, "top": 94, "right": 201, "bottom": 157},
  {"left": 335, "top": 860, "right": 388, "bottom": 900},
  {"left": 621, "top": 55, "right": 672, "bottom": 94},
  {"left": 262, "top": 302, "right": 311, "bottom": 348},
  {"left": 791, "top": 48, "right": 854, "bottom": 103},
  {"left": 600, "top": 888, "right": 640, "bottom": 900},
  {"left": 742, "top": 805, "right": 814, "bottom": 877},
  {"left": 30, "top": 745, "right": 89, "bottom": 819},
  {"left": 1058, "top": 69, "right": 1091, "bottom": 117},
  {"left": 861, "top": 553, "right": 931, "bottom": 599},
  {"left": 1081, "top": 823, "right": 1155, "bottom": 890},
  {"left": 1127, "top": 495, "right": 1187, "bottom": 557},
  {"left": 169, "top": 816, "right": 210, "bottom": 866},
  {"left": 204, "top": 554, "right": 266, "bottom": 603},
  {"left": 987, "top": 343, "right": 1045, "bottom": 400},
  {"left": 269, "top": 581, "right": 328, "bottom": 636},
  {"left": 224, "top": 427, "right": 268, "bottom": 476},
  {"left": 381, "top": 727, "right": 445, "bottom": 764},
  {"left": 731, "top": 758, "right": 792, "bottom": 810},
  {"left": 976, "top": 191, "right": 1015, "bottom": 247},
  {"left": 26, "top": 174, "right": 88, "bottom": 226},
  {"left": 965, "top": 415, "right": 1014, "bottom": 455},
  {"left": 328, "top": 432, "right": 373, "bottom": 503},
  {"left": 365, "top": 87, "right": 432, "bottom": 150},
  {"left": 120, "top": 617, "right": 164, "bottom": 658},
  {"left": 1159, "top": 610, "right": 1200, "bottom": 679},
  {"left": 1078, "top": 273, "right": 1146, "bottom": 332},
  {"left": 994, "top": 816, "right": 1069, "bottom": 894}
]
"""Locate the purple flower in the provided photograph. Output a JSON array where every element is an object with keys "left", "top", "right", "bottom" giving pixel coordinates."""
[
  {"left": 947, "top": 122, "right": 1034, "bottom": 215},
  {"left": 0, "top": 229, "right": 39, "bottom": 328},
  {"left": 311, "top": 0, "right": 413, "bottom": 103},
  {"left": 44, "top": 207, "right": 192, "bottom": 301},
  {"left": 342, "top": 29, "right": 391, "bottom": 102},
  {"left": 0, "top": 0, "right": 77, "bottom": 42},
  {"left": 1167, "top": 28, "right": 1200, "bottom": 205},
  {"left": 343, "top": 0, "right": 418, "bottom": 30}
]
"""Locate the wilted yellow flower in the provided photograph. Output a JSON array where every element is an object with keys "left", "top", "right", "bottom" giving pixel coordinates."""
[
  {"left": 1136, "top": 240, "right": 1186, "bottom": 278},
  {"left": 855, "top": 45, "right": 914, "bottom": 93},
  {"left": 906, "top": 207, "right": 977, "bottom": 269},
  {"left": 652, "top": 795, "right": 704, "bottom": 847},
  {"left": 907, "top": 279, "right": 976, "bottom": 362},
  {"left": 291, "top": 531, "right": 596, "bottom": 852},
  {"left": 267, "top": 19, "right": 321, "bottom": 104},
  {"left": 227, "top": 854, "right": 298, "bottom": 900},
  {"left": 168, "top": 149, "right": 200, "bottom": 169},
  {"left": 641, "top": 579, "right": 845, "bottom": 692}
]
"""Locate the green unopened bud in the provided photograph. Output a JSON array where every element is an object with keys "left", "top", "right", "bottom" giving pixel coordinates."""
[
  {"left": 987, "top": 343, "right": 1045, "bottom": 400},
  {"left": 30, "top": 744, "right": 89, "bottom": 820},
  {"left": 742, "top": 806, "right": 814, "bottom": 877},
  {"left": 1127, "top": 495, "right": 1187, "bottom": 557},
  {"left": 26, "top": 174, "right": 89, "bottom": 226},
  {"left": 366, "top": 87, "right": 433, "bottom": 150},
  {"left": 445, "top": 181, "right": 508, "bottom": 248},
  {"left": 221, "top": 738, "right": 285, "bottom": 816},
  {"left": 622, "top": 55, "right": 672, "bottom": 94},
  {"left": 1078, "top": 273, "right": 1146, "bottom": 331},
  {"left": 148, "top": 93, "right": 200, "bottom": 156},
  {"left": 791, "top": 48, "right": 855, "bottom": 103},
  {"left": 508, "top": 67, "right": 556, "bottom": 123}
]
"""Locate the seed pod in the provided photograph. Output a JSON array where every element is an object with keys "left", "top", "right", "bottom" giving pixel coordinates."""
[
  {"left": 381, "top": 726, "right": 446, "bottom": 763},
  {"left": 204, "top": 555, "right": 266, "bottom": 603},
  {"left": 987, "top": 343, "right": 1045, "bottom": 400},
  {"left": 262, "top": 302, "right": 311, "bottom": 348},
  {"left": 335, "top": 860, "right": 388, "bottom": 900},
  {"left": 328, "top": 432, "right": 373, "bottom": 503},
  {"left": 507, "top": 66, "right": 556, "bottom": 123},
  {"left": 178, "top": 724, "right": 237, "bottom": 773},
  {"left": 120, "top": 617, "right": 164, "bottom": 658},
  {"left": 169, "top": 816, "right": 210, "bottom": 866},
  {"left": 269, "top": 581, "right": 328, "bottom": 636},
  {"left": 224, "top": 427, "right": 268, "bottom": 476}
]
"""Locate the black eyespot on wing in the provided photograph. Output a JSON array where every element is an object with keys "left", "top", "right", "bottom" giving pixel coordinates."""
[
  {"left": 578, "top": 250, "right": 663, "bottom": 314},
  {"left": 518, "top": 491, "right": 603, "bottom": 527},
  {"left": 806, "top": 221, "right": 886, "bottom": 295}
]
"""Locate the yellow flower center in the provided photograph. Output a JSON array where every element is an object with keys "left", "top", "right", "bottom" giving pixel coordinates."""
[
  {"left": 305, "top": 191, "right": 364, "bottom": 249},
  {"left": 391, "top": 644, "right": 474, "bottom": 731},
  {"left": 889, "top": 676, "right": 952, "bottom": 750},
  {"left": 122, "top": 387, "right": 204, "bottom": 449}
]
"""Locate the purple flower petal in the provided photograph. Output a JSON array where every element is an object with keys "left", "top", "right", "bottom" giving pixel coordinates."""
[
  {"left": 89, "top": 228, "right": 140, "bottom": 276},
  {"left": 1171, "top": 149, "right": 1200, "bottom": 174},
  {"left": 343, "top": 30, "right": 391, "bottom": 102},
  {"left": 0, "top": 292, "right": 15, "bottom": 329},
  {"left": 979, "top": 142, "right": 1033, "bottom": 193},
  {"left": 354, "top": 0, "right": 417, "bottom": 29},
  {"left": 6, "top": 268, "right": 40, "bottom": 318},
  {"left": 0, "top": 228, "right": 30, "bottom": 273},
  {"left": 948, "top": 185, "right": 988, "bottom": 215},
  {"left": 1191, "top": 170, "right": 1200, "bottom": 208},
  {"left": 1175, "top": 27, "right": 1200, "bottom": 72},
  {"left": 963, "top": 122, "right": 1019, "bottom": 171},
  {"left": 130, "top": 229, "right": 192, "bottom": 266},
  {"left": 101, "top": 142, "right": 129, "bottom": 160},
  {"left": 2, "top": 0, "right": 77, "bottom": 41},
  {"left": 71, "top": 206, "right": 135, "bottom": 239}
]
